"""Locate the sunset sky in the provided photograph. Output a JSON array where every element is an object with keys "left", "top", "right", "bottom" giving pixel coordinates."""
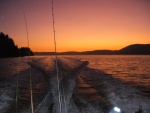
[{"left": 0, "top": 0, "right": 150, "bottom": 52}]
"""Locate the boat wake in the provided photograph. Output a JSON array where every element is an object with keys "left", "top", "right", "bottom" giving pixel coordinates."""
[{"left": 0, "top": 56, "right": 150, "bottom": 113}]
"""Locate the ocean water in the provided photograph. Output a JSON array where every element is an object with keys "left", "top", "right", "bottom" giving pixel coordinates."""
[
  {"left": 73, "top": 55, "right": 150, "bottom": 97},
  {"left": 0, "top": 55, "right": 150, "bottom": 113}
]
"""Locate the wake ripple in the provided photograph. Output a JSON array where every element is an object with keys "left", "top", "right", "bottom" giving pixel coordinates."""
[{"left": 0, "top": 56, "right": 150, "bottom": 113}]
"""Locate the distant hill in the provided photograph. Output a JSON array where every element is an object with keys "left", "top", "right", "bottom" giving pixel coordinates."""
[
  {"left": 79, "top": 50, "right": 116, "bottom": 55},
  {"left": 34, "top": 44, "right": 150, "bottom": 55},
  {"left": 119, "top": 44, "right": 150, "bottom": 55}
]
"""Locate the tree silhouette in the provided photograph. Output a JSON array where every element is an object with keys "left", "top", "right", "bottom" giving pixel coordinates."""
[
  {"left": 0, "top": 32, "right": 34, "bottom": 58},
  {"left": 20, "top": 47, "right": 34, "bottom": 57}
]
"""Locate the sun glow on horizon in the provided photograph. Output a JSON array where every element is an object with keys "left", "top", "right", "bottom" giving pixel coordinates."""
[{"left": 0, "top": 0, "right": 150, "bottom": 52}]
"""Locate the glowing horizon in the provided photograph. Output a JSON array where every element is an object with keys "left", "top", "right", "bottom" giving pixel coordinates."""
[{"left": 0, "top": 0, "right": 150, "bottom": 52}]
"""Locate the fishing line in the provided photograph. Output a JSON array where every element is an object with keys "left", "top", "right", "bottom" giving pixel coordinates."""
[
  {"left": 23, "top": 12, "right": 34, "bottom": 113},
  {"left": 51, "top": 0, "right": 63, "bottom": 112},
  {"left": 16, "top": 49, "right": 20, "bottom": 113},
  {"left": 16, "top": 71, "right": 18, "bottom": 113}
]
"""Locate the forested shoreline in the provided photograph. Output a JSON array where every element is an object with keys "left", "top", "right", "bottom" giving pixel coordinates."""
[{"left": 0, "top": 32, "right": 34, "bottom": 58}]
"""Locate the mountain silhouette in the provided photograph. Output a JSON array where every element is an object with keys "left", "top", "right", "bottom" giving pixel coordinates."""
[
  {"left": 35, "top": 44, "right": 150, "bottom": 55},
  {"left": 119, "top": 44, "right": 150, "bottom": 55}
]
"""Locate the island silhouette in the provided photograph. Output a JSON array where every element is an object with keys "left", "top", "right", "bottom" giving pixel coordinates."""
[{"left": 0, "top": 32, "right": 34, "bottom": 58}]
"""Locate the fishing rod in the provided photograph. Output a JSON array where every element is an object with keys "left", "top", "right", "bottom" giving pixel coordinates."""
[
  {"left": 51, "top": 0, "right": 63, "bottom": 113},
  {"left": 23, "top": 12, "right": 34, "bottom": 113},
  {"left": 16, "top": 50, "right": 20, "bottom": 113}
]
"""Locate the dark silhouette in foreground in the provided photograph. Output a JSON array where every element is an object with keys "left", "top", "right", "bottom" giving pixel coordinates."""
[
  {"left": 0, "top": 32, "right": 34, "bottom": 58},
  {"left": 135, "top": 106, "right": 144, "bottom": 113}
]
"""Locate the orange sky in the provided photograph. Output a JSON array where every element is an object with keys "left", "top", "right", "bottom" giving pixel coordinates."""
[{"left": 0, "top": 0, "right": 150, "bottom": 52}]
